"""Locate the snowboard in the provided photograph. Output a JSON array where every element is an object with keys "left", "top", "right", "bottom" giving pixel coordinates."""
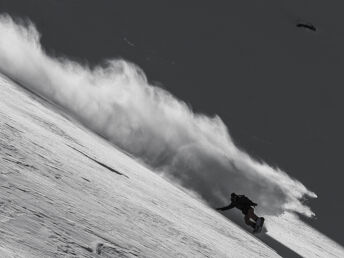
[{"left": 253, "top": 217, "right": 265, "bottom": 233}]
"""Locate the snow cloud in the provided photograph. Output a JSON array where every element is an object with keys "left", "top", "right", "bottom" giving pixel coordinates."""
[{"left": 0, "top": 15, "right": 316, "bottom": 217}]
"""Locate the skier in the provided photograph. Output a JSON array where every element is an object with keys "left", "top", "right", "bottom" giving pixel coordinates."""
[{"left": 216, "top": 193, "right": 264, "bottom": 232}]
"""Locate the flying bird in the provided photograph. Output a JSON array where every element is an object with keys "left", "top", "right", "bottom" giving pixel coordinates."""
[{"left": 296, "top": 22, "right": 317, "bottom": 32}]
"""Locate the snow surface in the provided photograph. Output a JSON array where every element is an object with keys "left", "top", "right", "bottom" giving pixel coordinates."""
[
  {"left": 0, "top": 74, "right": 278, "bottom": 257},
  {"left": 0, "top": 73, "right": 343, "bottom": 257}
]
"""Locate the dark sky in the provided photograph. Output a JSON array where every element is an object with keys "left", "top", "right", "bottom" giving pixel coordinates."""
[{"left": 1, "top": 0, "right": 343, "bottom": 244}]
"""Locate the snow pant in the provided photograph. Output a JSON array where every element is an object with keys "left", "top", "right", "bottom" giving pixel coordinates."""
[{"left": 244, "top": 207, "right": 258, "bottom": 228}]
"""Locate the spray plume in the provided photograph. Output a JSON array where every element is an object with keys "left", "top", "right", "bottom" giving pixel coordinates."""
[{"left": 0, "top": 15, "right": 316, "bottom": 216}]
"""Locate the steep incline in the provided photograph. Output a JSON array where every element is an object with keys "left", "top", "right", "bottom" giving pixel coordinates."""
[{"left": 0, "top": 74, "right": 278, "bottom": 257}]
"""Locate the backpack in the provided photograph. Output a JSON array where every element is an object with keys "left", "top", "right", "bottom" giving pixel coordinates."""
[{"left": 238, "top": 195, "right": 255, "bottom": 206}]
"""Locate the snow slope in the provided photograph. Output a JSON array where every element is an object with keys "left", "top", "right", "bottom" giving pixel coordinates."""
[
  {"left": 0, "top": 74, "right": 279, "bottom": 257},
  {"left": 1, "top": 73, "right": 344, "bottom": 257}
]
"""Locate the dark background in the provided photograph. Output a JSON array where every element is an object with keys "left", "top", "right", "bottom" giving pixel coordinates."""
[{"left": 0, "top": 0, "right": 343, "bottom": 245}]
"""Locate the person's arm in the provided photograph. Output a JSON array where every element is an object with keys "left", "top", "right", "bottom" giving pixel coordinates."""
[
  {"left": 249, "top": 200, "right": 258, "bottom": 207},
  {"left": 216, "top": 202, "right": 236, "bottom": 211}
]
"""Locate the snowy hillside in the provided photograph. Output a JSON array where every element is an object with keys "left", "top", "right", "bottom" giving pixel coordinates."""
[
  {"left": 0, "top": 1, "right": 344, "bottom": 256},
  {"left": 1, "top": 71, "right": 344, "bottom": 257},
  {"left": 0, "top": 74, "right": 281, "bottom": 257}
]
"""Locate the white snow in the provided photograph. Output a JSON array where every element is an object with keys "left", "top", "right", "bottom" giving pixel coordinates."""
[
  {"left": 266, "top": 213, "right": 344, "bottom": 257},
  {"left": 1, "top": 73, "right": 343, "bottom": 257},
  {"left": 0, "top": 74, "right": 280, "bottom": 257}
]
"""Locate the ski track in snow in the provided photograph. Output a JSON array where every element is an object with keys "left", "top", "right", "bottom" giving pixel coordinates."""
[{"left": 0, "top": 74, "right": 279, "bottom": 257}]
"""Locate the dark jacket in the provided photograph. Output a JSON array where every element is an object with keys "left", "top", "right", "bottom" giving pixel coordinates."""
[{"left": 217, "top": 195, "right": 257, "bottom": 215}]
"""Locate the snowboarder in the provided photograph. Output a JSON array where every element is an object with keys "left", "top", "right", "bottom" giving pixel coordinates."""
[{"left": 216, "top": 193, "right": 264, "bottom": 233}]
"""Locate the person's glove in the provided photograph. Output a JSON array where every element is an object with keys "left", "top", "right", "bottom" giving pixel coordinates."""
[{"left": 253, "top": 203, "right": 258, "bottom": 207}]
